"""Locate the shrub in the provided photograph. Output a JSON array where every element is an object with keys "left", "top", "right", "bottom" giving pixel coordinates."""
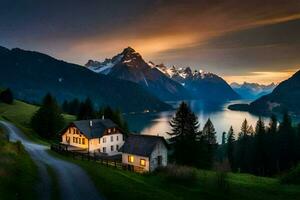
[
  {"left": 280, "top": 164, "right": 300, "bottom": 185},
  {"left": 156, "top": 164, "right": 197, "bottom": 185}
]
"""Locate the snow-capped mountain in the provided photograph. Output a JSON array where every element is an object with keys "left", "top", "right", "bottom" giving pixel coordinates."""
[
  {"left": 231, "top": 82, "right": 276, "bottom": 99},
  {"left": 154, "top": 64, "right": 240, "bottom": 101},
  {"left": 86, "top": 47, "right": 239, "bottom": 102},
  {"left": 86, "top": 47, "right": 190, "bottom": 101}
]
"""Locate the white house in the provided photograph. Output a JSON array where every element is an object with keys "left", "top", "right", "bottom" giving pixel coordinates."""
[
  {"left": 120, "top": 134, "right": 168, "bottom": 172},
  {"left": 60, "top": 119, "right": 125, "bottom": 156}
]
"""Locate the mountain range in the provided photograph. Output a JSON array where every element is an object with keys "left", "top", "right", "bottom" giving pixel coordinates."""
[
  {"left": 86, "top": 47, "right": 239, "bottom": 102},
  {"left": 229, "top": 69, "right": 300, "bottom": 114},
  {"left": 0, "top": 46, "right": 171, "bottom": 112},
  {"left": 231, "top": 82, "right": 276, "bottom": 99}
]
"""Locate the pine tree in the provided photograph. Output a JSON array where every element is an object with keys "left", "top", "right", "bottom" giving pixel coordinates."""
[
  {"left": 69, "top": 98, "right": 80, "bottom": 115},
  {"left": 62, "top": 100, "right": 69, "bottom": 113},
  {"left": 77, "top": 98, "right": 95, "bottom": 120},
  {"left": 278, "top": 113, "right": 296, "bottom": 171},
  {"left": 202, "top": 118, "right": 217, "bottom": 168},
  {"left": 227, "top": 126, "right": 235, "bottom": 171},
  {"left": 222, "top": 132, "right": 226, "bottom": 145},
  {"left": 254, "top": 117, "right": 267, "bottom": 175},
  {"left": 31, "top": 93, "right": 65, "bottom": 139},
  {"left": 168, "top": 102, "right": 200, "bottom": 167}
]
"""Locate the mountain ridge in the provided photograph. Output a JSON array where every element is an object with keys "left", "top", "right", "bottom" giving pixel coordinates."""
[{"left": 0, "top": 46, "right": 171, "bottom": 112}]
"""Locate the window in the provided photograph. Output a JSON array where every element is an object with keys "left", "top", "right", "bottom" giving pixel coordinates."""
[
  {"left": 103, "top": 147, "right": 106, "bottom": 153},
  {"left": 82, "top": 138, "right": 85, "bottom": 145},
  {"left": 110, "top": 136, "right": 113, "bottom": 142},
  {"left": 73, "top": 137, "right": 75, "bottom": 143},
  {"left": 116, "top": 136, "right": 119, "bottom": 141},
  {"left": 140, "top": 159, "right": 146, "bottom": 166},
  {"left": 103, "top": 137, "right": 106, "bottom": 143},
  {"left": 78, "top": 138, "right": 81, "bottom": 144},
  {"left": 73, "top": 129, "right": 76, "bottom": 134},
  {"left": 111, "top": 145, "right": 114, "bottom": 151},
  {"left": 116, "top": 145, "right": 119, "bottom": 150},
  {"left": 75, "top": 138, "right": 78, "bottom": 143},
  {"left": 68, "top": 128, "right": 71, "bottom": 133},
  {"left": 128, "top": 155, "right": 134, "bottom": 163},
  {"left": 122, "top": 135, "right": 124, "bottom": 141},
  {"left": 108, "top": 129, "right": 111, "bottom": 133}
]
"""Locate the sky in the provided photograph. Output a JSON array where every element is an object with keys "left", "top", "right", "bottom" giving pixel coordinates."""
[{"left": 1, "top": 0, "right": 300, "bottom": 84}]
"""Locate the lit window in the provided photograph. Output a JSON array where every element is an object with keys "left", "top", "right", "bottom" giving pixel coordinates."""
[
  {"left": 140, "top": 159, "right": 146, "bottom": 166},
  {"left": 103, "top": 147, "right": 106, "bottom": 153},
  {"left": 111, "top": 145, "right": 114, "bottom": 151},
  {"left": 82, "top": 138, "right": 85, "bottom": 145},
  {"left": 108, "top": 129, "right": 111, "bottom": 133},
  {"left": 103, "top": 137, "right": 106, "bottom": 143},
  {"left": 73, "top": 137, "right": 75, "bottom": 143},
  {"left": 111, "top": 136, "right": 113, "bottom": 142},
  {"left": 128, "top": 155, "right": 134, "bottom": 163}
]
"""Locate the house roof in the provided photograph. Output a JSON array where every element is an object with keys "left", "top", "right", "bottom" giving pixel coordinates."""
[
  {"left": 70, "top": 119, "right": 119, "bottom": 139},
  {"left": 120, "top": 134, "right": 168, "bottom": 157}
]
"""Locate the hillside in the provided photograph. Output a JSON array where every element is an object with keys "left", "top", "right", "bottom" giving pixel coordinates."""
[
  {"left": 0, "top": 46, "right": 171, "bottom": 112},
  {"left": 229, "top": 69, "right": 300, "bottom": 114},
  {"left": 52, "top": 151, "right": 300, "bottom": 200}
]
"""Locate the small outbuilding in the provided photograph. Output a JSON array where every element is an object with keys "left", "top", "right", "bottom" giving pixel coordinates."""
[{"left": 120, "top": 134, "right": 168, "bottom": 172}]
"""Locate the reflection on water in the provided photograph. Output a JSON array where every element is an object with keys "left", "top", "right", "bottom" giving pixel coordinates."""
[{"left": 124, "top": 100, "right": 277, "bottom": 143}]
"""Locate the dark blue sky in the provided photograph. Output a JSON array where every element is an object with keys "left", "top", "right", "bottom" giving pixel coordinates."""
[{"left": 1, "top": 0, "right": 300, "bottom": 83}]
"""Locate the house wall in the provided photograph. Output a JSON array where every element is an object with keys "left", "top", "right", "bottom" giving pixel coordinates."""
[
  {"left": 96, "top": 133, "right": 124, "bottom": 155},
  {"left": 149, "top": 141, "right": 168, "bottom": 172},
  {"left": 61, "top": 127, "right": 88, "bottom": 149},
  {"left": 122, "top": 153, "right": 150, "bottom": 172},
  {"left": 61, "top": 126, "right": 124, "bottom": 156}
]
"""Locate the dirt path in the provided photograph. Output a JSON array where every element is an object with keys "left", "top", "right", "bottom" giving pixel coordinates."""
[{"left": 0, "top": 121, "right": 104, "bottom": 200}]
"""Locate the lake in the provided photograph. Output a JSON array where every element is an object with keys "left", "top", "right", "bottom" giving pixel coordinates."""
[{"left": 124, "top": 99, "right": 270, "bottom": 143}]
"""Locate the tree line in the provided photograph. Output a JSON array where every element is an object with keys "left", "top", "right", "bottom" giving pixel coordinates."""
[
  {"left": 169, "top": 102, "right": 300, "bottom": 177},
  {"left": 224, "top": 114, "right": 300, "bottom": 176},
  {"left": 0, "top": 88, "right": 13, "bottom": 104},
  {"left": 31, "top": 94, "right": 129, "bottom": 140}
]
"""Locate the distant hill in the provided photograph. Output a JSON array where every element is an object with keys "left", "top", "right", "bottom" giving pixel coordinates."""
[
  {"left": 231, "top": 82, "right": 276, "bottom": 100},
  {"left": 86, "top": 47, "right": 190, "bottom": 101},
  {"left": 0, "top": 46, "right": 171, "bottom": 112},
  {"left": 249, "top": 69, "right": 300, "bottom": 114},
  {"left": 229, "top": 69, "right": 300, "bottom": 114}
]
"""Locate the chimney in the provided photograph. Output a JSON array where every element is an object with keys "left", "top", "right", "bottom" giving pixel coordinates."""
[
  {"left": 102, "top": 115, "right": 105, "bottom": 120},
  {"left": 89, "top": 120, "right": 93, "bottom": 127}
]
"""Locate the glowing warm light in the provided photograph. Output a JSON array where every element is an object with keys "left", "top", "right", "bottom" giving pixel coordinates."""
[
  {"left": 128, "top": 155, "right": 134, "bottom": 163},
  {"left": 140, "top": 159, "right": 146, "bottom": 166},
  {"left": 224, "top": 70, "right": 296, "bottom": 85}
]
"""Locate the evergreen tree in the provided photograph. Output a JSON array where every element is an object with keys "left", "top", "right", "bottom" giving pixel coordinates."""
[
  {"left": 77, "top": 98, "right": 96, "bottom": 120},
  {"left": 31, "top": 93, "right": 65, "bottom": 139},
  {"left": 168, "top": 102, "right": 200, "bottom": 167},
  {"left": 254, "top": 117, "right": 267, "bottom": 175},
  {"left": 62, "top": 100, "right": 69, "bottom": 113},
  {"left": 221, "top": 132, "right": 226, "bottom": 145},
  {"left": 278, "top": 113, "right": 296, "bottom": 171},
  {"left": 202, "top": 118, "right": 217, "bottom": 168},
  {"left": 0, "top": 88, "right": 13, "bottom": 104},
  {"left": 227, "top": 126, "right": 235, "bottom": 171},
  {"left": 69, "top": 98, "right": 80, "bottom": 115}
]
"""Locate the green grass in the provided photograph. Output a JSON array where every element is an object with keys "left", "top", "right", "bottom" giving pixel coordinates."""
[
  {"left": 50, "top": 151, "right": 300, "bottom": 200},
  {"left": 0, "top": 100, "right": 75, "bottom": 145},
  {"left": 0, "top": 127, "right": 38, "bottom": 200}
]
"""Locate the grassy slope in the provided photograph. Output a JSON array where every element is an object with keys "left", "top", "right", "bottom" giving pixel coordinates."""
[
  {"left": 0, "top": 100, "right": 75, "bottom": 144},
  {"left": 0, "top": 127, "right": 38, "bottom": 200},
  {"left": 50, "top": 151, "right": 300, "bottom": 200}
]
